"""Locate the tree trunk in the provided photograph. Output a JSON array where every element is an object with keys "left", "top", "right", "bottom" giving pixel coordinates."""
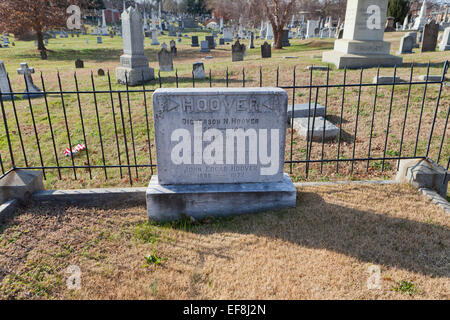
[
  {"left": 274, "top": 25, "right": 284, "bottom": 49},
  {"left": 36, "top": 30, "right": 46, "bottom": 52}
]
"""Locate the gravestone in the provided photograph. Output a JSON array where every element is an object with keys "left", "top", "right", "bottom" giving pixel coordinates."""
[
  {"left": 421, "top": 20, "right": 439, "bottom": 52},
  {"left": 17, "top": 63, "right": 43, "bottom": 99},
  {"left": 439, "top": 26, "right": 450, "bottom": 51},
  {"left": 200, "top": 40, "right": 210, "bottom": 53},
  {"left": 232, "top": 40, "right": 245, "bottom": 62},
  {"left": 205, "top": 35, "right": 215, "bottom": 49},
  {"left": 322, "top": 0, "right": 402, "bottom": 68},
  {"left": 249, "top": 32, "right": 255, "bottom": 49},
  {"left": 282, "top": 29, "right": 290, "bottom": 46},
  {"left": 192, "top": 62, "right": 206, "bottom": 79},
  {"left": 293, "top": 117, "right": 339, "bottom": 142},
  {"left": 75, "top": 59, "right": 84, "bottom": 68},
  {"left": 397, "top": 33, "right": 415, "bottom": 54},
  {"left": 170, "top": 40, "right": 177, "bottom": 56},
  {"left": 151, "top": 29, "right": 160, "bottom": 45},
  {"left": 98, "top": 68, "right": 105, "bottom": 76},
  {"left": 261, "top": 41, "right": 271, "bottom": 58},
  {"left": 191, "top": 35, "right": 199, "bottom": 47},
  {"left": 0, "top": 60, "right": 15, "bottom": 100},
  {"left": 97, "top": 36, "right": 102, "bottom": 44},
  {"left": 40, "top": 51, "right": 47, "bottom": 60},
  {"left": 219, "top": 38, "right": 225, "bottom": 45},
  {"left": 287, "top": 103, "right": 326, "bottom": 122},
  {"left": 147, "top": 88, "right": 296, "bottom": 221},
  {"left": 168, "top": 24, "right": 176, "bottom": 36},
  {"left": 385, "top": 16, "right": 395, "bottom": 32},
  {"left": 223, "top": 28, "right": 233, "bottom": 42},
  {"left": 406, "top": 31, "right": 419, "bottom": 48},
  {"left": 412, "top": 0, "right": 427, "bottom": 31},
  {"left": 116, "top": 6, "right": 154, "bottom": 85},
  {"left": 158, "top": 44, "right": 174, "bottom": 72}
]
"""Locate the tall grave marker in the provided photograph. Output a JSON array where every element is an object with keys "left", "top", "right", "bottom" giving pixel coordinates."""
[
  {"left": 116, "top": 6, "right": 154, "bottom": 85},
  {"left": 322, "top": 0, "right": 402, "bottom": 68}
]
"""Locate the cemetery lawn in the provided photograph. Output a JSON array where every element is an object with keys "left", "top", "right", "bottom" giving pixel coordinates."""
[
  {"left": 0, "top": 31, "right": 449, "bottom": 191},
  {"left": 0, "top": 183, "right": 448, "bottom": 300}
]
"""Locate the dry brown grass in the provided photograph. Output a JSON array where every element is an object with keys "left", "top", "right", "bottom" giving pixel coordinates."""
[{"left": 0, "top": 183, "right": 448, "bottom": 300}]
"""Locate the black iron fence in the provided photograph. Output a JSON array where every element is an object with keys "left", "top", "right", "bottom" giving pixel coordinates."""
[{"left": 0, "top": 61, "right": 448, "bottom": 187}]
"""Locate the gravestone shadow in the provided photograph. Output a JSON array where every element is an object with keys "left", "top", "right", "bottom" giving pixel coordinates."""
[{"left": 189, "top": 191, "right": 449, "bottom": 278}]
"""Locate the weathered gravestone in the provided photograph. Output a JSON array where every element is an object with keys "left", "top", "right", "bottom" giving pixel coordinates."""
[
  {"left": 170, "top": 40, "right": 177, "bottom": 56},
  {"left": 75, "top": 59, "right": 84, "bottom": 68},
  {"left": 421, "top": 20, "right": 439, "bottom": 52},
  {"left": 97, "top": 68, "right": 105, "bottom": 76},
  {"left": 385, "top": 16, "right": 395, "bottom": 32},
  {"left": 249, "top": 32, "right": 255, "bottom": 49},
  {"left": 219, "top": 38, "right": 225, "bottom": 45},
  {"left": 158, "top": 44, "right": 174, "bottom": 72},
  {"left": 151, "top": 30, "right": 160, "bottom": 45},
  {"left": 116, "top": 6, "right": 154, "bottom": 85},
  {"left": 223, "top": 28, "right": 233, "bottom": 42},
  {"left": 205, "top": 35, "right": 215, "bottom": 49},
  {"left": 200, "top": 40, "right": 210, "bottom": 53},
  {"left": 147, "top": 88, "right": 296, "bottom": 221},
  {"left": 282, "top": 29, "right": 290, "bottom": 47},
  {"left": 232, "top": 40, "right": 245, "bottom": 62},
  {"left": 261, "top": 41, "right": 271, "bottom": 58},
  {"left": 439, "top": 26, "right": 450, "bottom": 51},
  {"left": 192, "top": 62, "right": 206, "bottom": 79},
  {"left": 17, "top": 63, "right": 43, "bottom": 99},
  {"left": 397, "top": 33, "right": 415, "bottom": 54},
  {"left": 322, "top": 0, "right": 402, "bottom": 68},
  {"left": 97, "top": 36, "right": 102, "bottom": 44},
  {"left": 0, "top": 60, "right": 15, "bottom": 100},
  {"left": 191, "top": 35, "right": 199, "bottom": 47}
]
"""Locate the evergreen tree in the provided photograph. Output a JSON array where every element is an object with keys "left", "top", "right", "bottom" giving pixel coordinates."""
[{"left": 388, "top": 0, "right": 410, "bottom": 24}]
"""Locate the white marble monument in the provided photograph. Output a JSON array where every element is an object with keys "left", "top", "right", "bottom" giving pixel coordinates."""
[
  {"left": 116, "top": 6, "right": 154, "bottom": 85},
  {"left": 322, "top": 0, "right": 402, "bottom": 69}
]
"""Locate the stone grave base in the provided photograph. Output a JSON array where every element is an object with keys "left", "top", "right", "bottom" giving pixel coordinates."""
[
  {"left": 116, "top": 66, "right": 154, "bottom": 86},
  {"left": 146, "top": 174, "right": 296, "bottom": 222},
  {"left": 322, "top": 51, "right": 403, "bottom": 69},
  {"left": 293, "top": 117, "right": 339, "bottom": 142}
]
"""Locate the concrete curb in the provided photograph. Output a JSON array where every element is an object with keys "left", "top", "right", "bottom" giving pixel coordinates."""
[
  {"left": 294, "top": 179, "right": 399, "bottom": 187},
  {"left": 32, "top": 188, "right": 147, "bottom": 206},
  {"left": 0, "top": 199, "right": 18, "bottom": 225},
  {"left": 419, "top": 188, "right": 450, "bottom": 214}
]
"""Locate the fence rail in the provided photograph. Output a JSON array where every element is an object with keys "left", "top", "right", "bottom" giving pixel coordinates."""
[{"left": 0, "top": 61, "right": 449, "bottom": 187}]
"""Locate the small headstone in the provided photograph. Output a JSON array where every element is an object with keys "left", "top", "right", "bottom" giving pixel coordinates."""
[
  {"left": 75, "top": 59, "right": 84, "bottom": 68},
  {"left": 97, "top": 36, "right": 102, "bottom": 44},
  {"left": 158, "top": 45, "right": 174, "bottom": 71},
  {"left": 191, "top": 35, "right": 199, "bottom": 47},
  {"left": 397, "top": 33, "right": 415, "bottom": 54},
  {"left": 151, "top": 29, "right": 160, "bottom": 45},
  {"left": 219, "top": 38, "right": 225, "bottom": 45},
  {"left": 282, "top": 29, "right": 290, "bottom": 47},
  {"left": 249, "top": 32, "right": 255, "bottom": 49},
  {"left": 40, "top": 51, "right": 47, "bottom": 60},
  {"left": 372, "top": 76, "right": 403, "bottom": 84},
  {"left": 192, "top": 62, "right": 206, "bottom": 79},
  {"left": 205, "top": 35, "right": 215, "bottom": 49},
  {"left": 17, "top": 62, "right": 43, "bottom": 99},
  {"left": 232, "top": 40, "right": 245, "bottom": 62},
  {"left": 98, "top": 68, "right": 105, "bottom": 76},
  {"left": 417, "top": 75, "right": 444, "bottom": 82},
  {"left": 261, "top": 42, "right": 271, "bottom": 58},
  {"left": 200, "top": 40, "right": 210, "bottom": 53},
  {"left": 170, "top": 40, "right": 177, "bottom": 57},
  {"left": 421, "top": 21, "right": 439, "bottom": 52}
]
